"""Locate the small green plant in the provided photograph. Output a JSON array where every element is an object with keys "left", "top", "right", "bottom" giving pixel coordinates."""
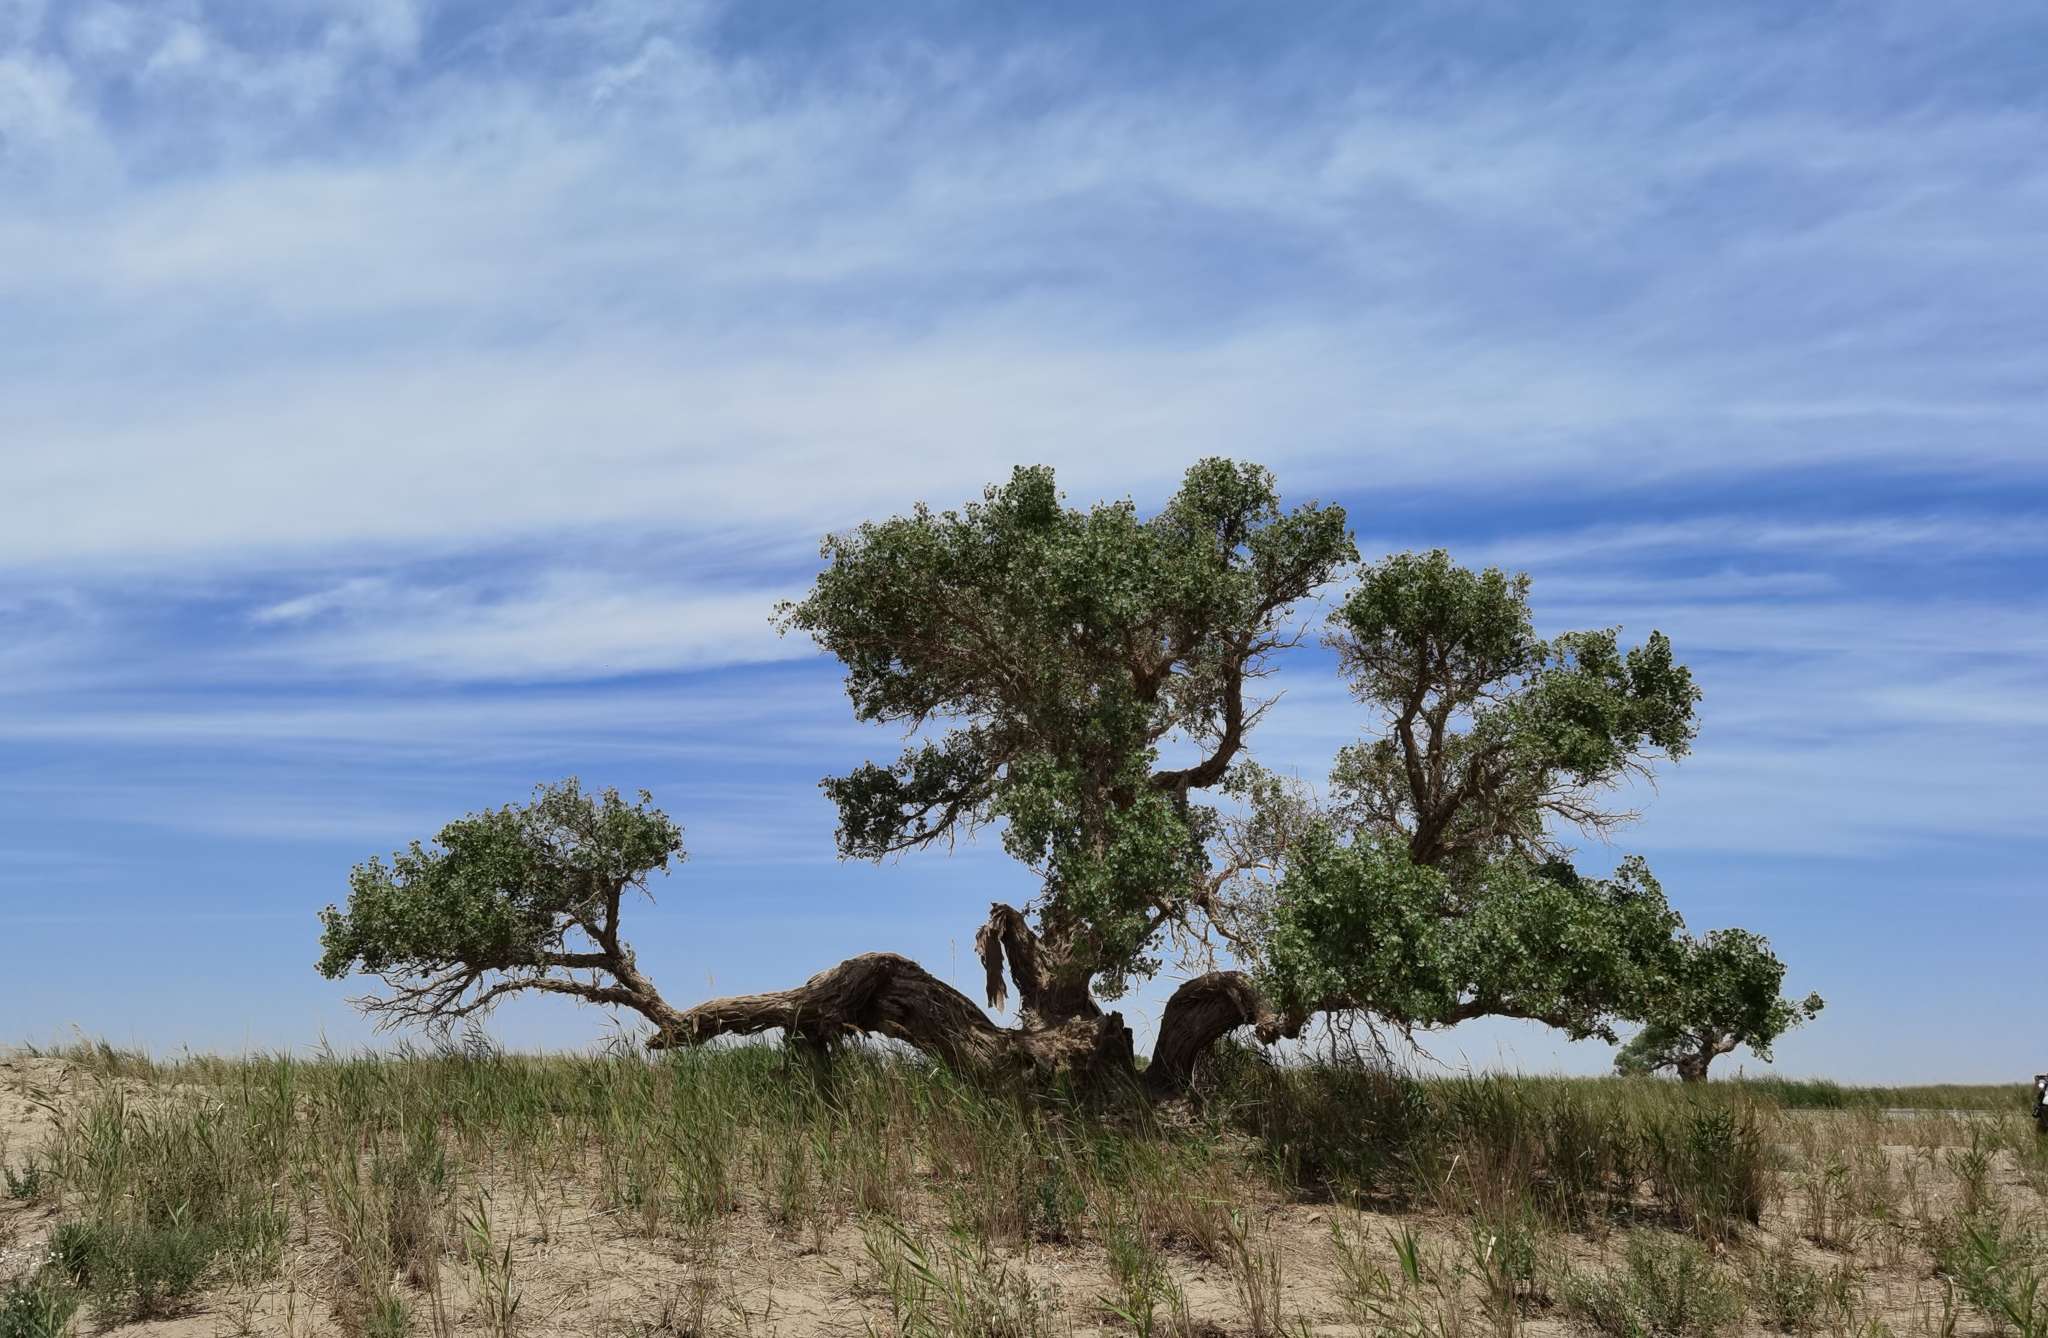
[
  {"left": 361, "top": 1291, "right": 411, "bottom": 1338},
  {"left": 1329, "top": 1222, "right": 1471, "bottom": 1338},
  {"left": 462, "top": 1193, "right": 522, "bottom": 1338},
  {"left": 375, "top": 1135, "right": 449, "bottom": 1288},
  {"left": 861, "top": 1217, "right": 1053, "bottom": 1338},
  {"left": 1220, "top": 1208, "right": 1285, "bottom": 1338},
  {"left": 1798, "top": 1155, "right": 1857, "bottom": 1251},
  {"left": 46, "top": 1216, "right": 218, "bottom": 1323},
  {"left": 1562, "top": 1232, "right": 1742, "bottom": 1338},
  {"left": 0, "top": 1279, "right": 80, "bottom": 1338},
  {"left": 1099, "top": 1220, "right": 1186, "bottom": 1337},
  {"left": 1945, "top": 1132, "right": 1997, "bottom": 1219},
  {"left": 2, "top": 1158, "right": 46, "bottom": 1203},
  {"left": 1465, "top": 1213, "right": 1541, "bottom": 1336},
  {"left": 1936, "top": 1212, "right": 2048, "bottom": 1338},
  {"left": 1749, "top": 1248, "right": 1823, "bottom": 1333}
]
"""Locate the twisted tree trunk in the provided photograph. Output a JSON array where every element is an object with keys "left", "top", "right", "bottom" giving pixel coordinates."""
[{"left": 656, "top": 903, "right": 1269, "bottom": 1098}]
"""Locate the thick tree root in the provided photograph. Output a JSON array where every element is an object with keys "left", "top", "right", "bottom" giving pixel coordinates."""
[
  {"left": 652, "top": 952, "right": 1011, "bottom": 1069},
  {"left": 654, "top": 947, "right": 1284, "bottom": 1100}
]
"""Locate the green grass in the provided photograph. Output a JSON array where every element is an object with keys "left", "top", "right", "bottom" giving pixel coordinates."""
[
  {"left": 1, "top": 1035, "right": 2039, "bottom": 1335},
  {"left": 1724, "top": 1075, "right": 2029, "bottom": 1112}
]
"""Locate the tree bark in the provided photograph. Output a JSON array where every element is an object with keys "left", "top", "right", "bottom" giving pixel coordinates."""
[
  {"left": 655, "top": 949, "right": 1141, "bottom": 1090},
  {"left": 973, "top": 903, "right": 1101, "bottom": 1025},
  {"left": 656, "top": 942, "right": 1307, "bottom": 1103},
  {"left": 1143, "top": 969, "right": 1297, "bottom": 1099}
]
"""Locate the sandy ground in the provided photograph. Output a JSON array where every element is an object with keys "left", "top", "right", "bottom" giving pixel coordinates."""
[{"left": 0, "top": 1054, "right": 2025, "bottom": 1337}]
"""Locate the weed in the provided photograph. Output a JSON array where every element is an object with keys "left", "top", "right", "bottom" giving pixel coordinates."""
[
  {"left": 1220, "top": 1208, "right": 1285, "bottom": 1337},
  {"left": 1561, "top": 1232, "right": 1742, "bottom": 1338},
  {"left": 462, "top": 1192, "right": 522, "bottom": 1338},
  {"left": 1937, "top": 1212, "right": 2048, "bottom": 1338},
  {"left": 2, "top": 1158, "right": 45, "bottom": 1204},
  {"left": 1749, "top": 1248, "right": 1823, "bottom": 1333},
  {"left": 47, "top": 1214, "right": 224, "bottom": 1323},
  {"left": 1099, "top": 1218, "right": 1186, "bottom": 1336},
  {"left": 1944, "top": 1132, "right": 1997, "bottom": 1219},
  {"left": 1799, "top": 1154, "right": 1857, "bottom": 1251},
  {"left": 0, "top": 1279, "right": 79, "bottom": 1338},
  {"left": 862, "top": 1217, "right": 1054, "bottom": 1338},
  {"left": 1644, "top": 1105, "right": 1769, "bottom": 1240}
]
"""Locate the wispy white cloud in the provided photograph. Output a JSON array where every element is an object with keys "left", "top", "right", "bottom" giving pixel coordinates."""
[
  {"left": 240, "top": 571, "right": 805, "bottom": 680},
  {"left": 1444, "top": 515, "right": 2048, "bottom": 573},
  {"left": 2, "top": 3, "right": 2044, "bottom": 576}
]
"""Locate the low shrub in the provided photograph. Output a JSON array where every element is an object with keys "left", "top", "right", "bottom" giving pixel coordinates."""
[
  {"left": 47, "top": 1217, "right": 218, "bottom": 1322},
  {"left": 1562, "top": 1232, "right": 1743, "bottom": 1337},
  {"left": 1748, "top": 1248, "right": 1822, "bottom": 1332},
  {"left": 1644, "top": 1105, "right": 1768, "bottom": 1238},
  {"left": 0, "top": 1279, "right": 79, "bottom": 1338}
]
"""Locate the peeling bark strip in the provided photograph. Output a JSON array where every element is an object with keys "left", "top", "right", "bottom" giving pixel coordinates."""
[{"left": 972, "top": 902, "right": 1101, "bottom": 1024}]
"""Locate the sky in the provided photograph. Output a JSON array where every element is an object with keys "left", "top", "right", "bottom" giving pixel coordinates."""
[{"left": 1, "top": 0, "right": 2042, "bottom": 1082}]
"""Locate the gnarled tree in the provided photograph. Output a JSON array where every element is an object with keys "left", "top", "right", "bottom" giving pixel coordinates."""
[{"left": 316, "top": 462, "right": 1821, "bottom": 1095}]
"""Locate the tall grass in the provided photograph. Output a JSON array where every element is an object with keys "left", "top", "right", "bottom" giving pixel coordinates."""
[
  {"left": 1211, "top": 1048, "right": 1774, "bottom": 1237},
  {"left": 0, "top": 1035, "right": 2037, "bottom": 1335}
]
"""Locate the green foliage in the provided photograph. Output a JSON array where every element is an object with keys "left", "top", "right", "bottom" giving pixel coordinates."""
[
  {"left": 1262, "top": 837, "right": 1680, "bottom": 1039},
  {"left": 779, "top": 458, "right": 1353, "bottom": 990},
  {"left": 3, "top": 1156, "right": 45, "bottom": 1202},
  {"left": 1615, "top": 934, "right": 1823, "bottom": 1079},
  {"left": 1240, "top": 545, "right": 1822, "bottom": 1052},
  {"left": 781, "top": 463, "right": 1815, "bottom": 1057},
  {"left": 1561, "top": 1232, "right": 1744, "bottom": 1338},
  {"left": 316, "top": 778, "right": 683, "bottom": 1021},
  {"left": 0, "top": 1280, "right": 78, "bottom": 1338},
  {"left": 1937, "top": 1212, "right": 2048, "bottom": 1337},
  {"left": 1327, "top": 549, "right": 1698, "bottom": 867},
  {"left": 48, "top": 1218, "right": 218, "bottom": 1323},
  {"left": 1239, "top": 544, "right": 1794, "bottom": 1050}
]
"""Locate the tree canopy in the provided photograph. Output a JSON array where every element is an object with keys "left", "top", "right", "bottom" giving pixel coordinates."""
[
  {"left": 776, "top": 458, "right": 1355, "bottom": 1004},
  {"left": 317, "top": 460, "right": 1821, "bottom": 1093},
  {"left": 1232, "top": 547, "right": 1713, "bottom": 1044},
  {"left": 1614, "top": 930, "right": 1825, "bottom": 1081},
  {"left": 317, "top": 780, "right": 692, "bottom": 1036}
]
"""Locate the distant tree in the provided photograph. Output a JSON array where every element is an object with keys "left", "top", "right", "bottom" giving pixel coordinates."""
[
  {"left": 1613, "top": 930, "right": 1825, "bottom": 1081},
  {"left": 316, "top": 463, "right": 1821, "bottom": 1097}
]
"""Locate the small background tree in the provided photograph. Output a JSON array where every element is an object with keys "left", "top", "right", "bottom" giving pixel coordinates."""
[{"left": 1613, "top": 931, "right": 1825, "bottom": 1081}]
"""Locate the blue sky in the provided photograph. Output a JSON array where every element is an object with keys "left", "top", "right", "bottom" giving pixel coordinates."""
[{"left": 1, "top": 1, "right": 2042, "bottom": 1081}]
